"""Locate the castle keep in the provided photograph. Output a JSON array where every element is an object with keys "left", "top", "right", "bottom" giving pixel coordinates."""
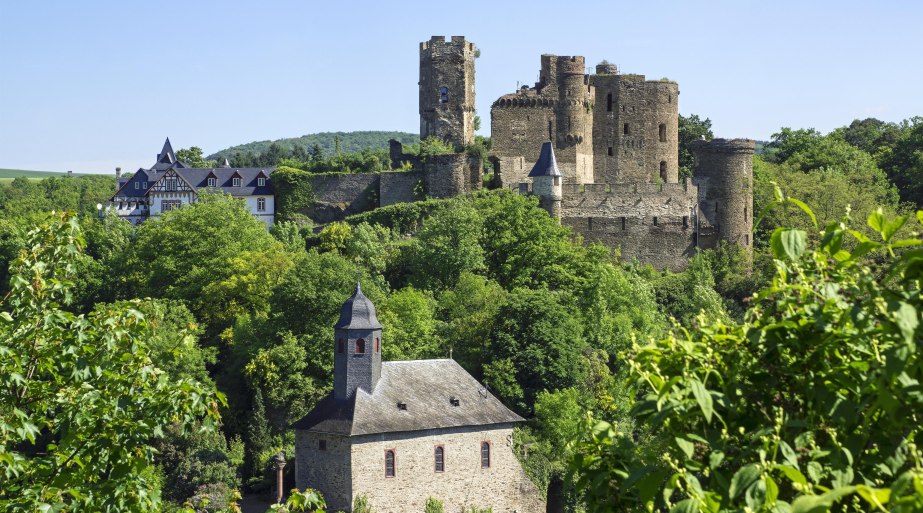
[{"left": 484, "top": 52, "right": 755, "bottom": 270}]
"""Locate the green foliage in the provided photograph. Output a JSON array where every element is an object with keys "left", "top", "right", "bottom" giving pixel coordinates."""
[
  {"left": 210, "top": 131, "right": 417, "bottom": 164},
  {"left": 569, "top": 202, "right": 923, "bottom": 512},
  {"left": 263, "top": 488, "right": 326, "bottom": 513},
  {"left": 408, "top": 204, "right": 485, "bottom": 290},
  {"left": 424, "top": 497, "right": 445, "bottom": 513},
  {"left": 436, "top": 273, "right": 506, "bottom": 374},
  {"left": 403, "top": 136, "right": 458, "bottom": 157},
  {"left": 379, "top": 287, "right": 439, "bottom": 360},
  {"left": 176, "top": 146, "right": 218, "bottom": 168},
  {"left": 157, "top": 425, "right": 239, "bottom": 505},
  {"left": 318, "top": 221, "right": 353, "bottom": 253},
  {"left": 0, "top": 173, "right": 115, "bottom": 220},
  {"left": 272, "top": 166, "right": 315, "bottom": 221},
  {"left": 352, "top": 494, "right": 373, "bottom": 513},
  {"left": 0, "top": 213, "right": 222, "bottom": 512},
  {"left": 678, "top": 114, "right": 713, "bottom": 178}
]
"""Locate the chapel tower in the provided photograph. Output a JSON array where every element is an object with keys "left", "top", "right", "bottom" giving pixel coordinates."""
[{"left": 332, "top": 283, "right": 382, "bottom": 400}]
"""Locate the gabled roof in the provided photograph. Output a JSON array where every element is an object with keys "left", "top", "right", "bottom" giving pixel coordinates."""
[
  {"left": 292, "top": 359, "right": 524, "bottom": 436},
  {"left": 528, "top": 141, "right": 562, "bottom": 177},
  {"left": 334, "top": 283, "right": 382, "bottom": 330}
]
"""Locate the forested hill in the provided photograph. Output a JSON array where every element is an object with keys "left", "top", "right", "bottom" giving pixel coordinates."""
[{"left": 207, "top": 131, "right": 418, "bottom": 161}]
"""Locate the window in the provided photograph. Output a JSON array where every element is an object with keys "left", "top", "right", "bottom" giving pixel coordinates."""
[
  {"left": 439, "top": 86, "right": 448, "bottom": 104},
  {"left": 208, "top": 177, "right": 216, "bottom": 187},
  {"left": 355, "top": 338, "right": 366, "bottom": 354},
  {"left": 161, "top": 200, "right": 181, "bottom": 213},
  {"left": 135, "top": 182, "right": 140, "bottom": 189},
  {"left": 481, "top": 442, "right": 491, "bottom": 468},
  {"left": 623, "top": 123, "right": 630, "bottom": 135},
  {"left": 232, "top": 177, "right": 241, "bottom": 187},
  {"left": 659, "top": 124, "right": 667, "bottom": 143},
  {"left": 621, "top": 217, "right": 626, "bottom": 230},
  {"left": 375, "top": 338, "right": 380, "bottom": 352},
  {"left": 142, "top": 182, "right": 148, "bottom": 189},
  {"left": 683, "top": 216, "right": 689, "bottom": 229},
  {"left": 165, "top": 177, "right": 177, "bottom": 191},
  {"left": 257, "top": 197, "right": 266, "bottom": 212},
  {"left": 607, "top": 146, "right": 613, "bottom": 156},
  {"left": 434, "top": 446, "right": 444, "bottom": 472},
  {"left": 606, "top": 93, "right": 612, "bottom": 112},
  {"left": 660, "top": 161, "right": 668, "bottom": 183},
  {"left": 337, "top": 339, "right": 344, "bottom": 353},
  {"left": 385, "top": 450, "right": 396, "bottom": 477},
  {"left": 258, "top": 177, "right": 266, "bottom": 187},
  {"left": 653, "top": 217, "right": 659, "bottom": 226},
  {"left": 319, "top": 440, "right": 327, "bottom": 451}
]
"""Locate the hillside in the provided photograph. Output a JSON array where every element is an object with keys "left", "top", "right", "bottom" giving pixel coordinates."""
[
  {"left": 0, "top": 168, "right": 78, "bottom": 179},
  {"left": 207, "top": 131, "right": 419, "bottom": 161}
]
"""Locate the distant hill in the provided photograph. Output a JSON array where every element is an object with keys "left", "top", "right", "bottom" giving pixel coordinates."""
[
  {"left": 208, "top": 131, "right": 419, "bottom": 160},
  {"left": 0, "top": 168, "right": 90, "bottom": 182}
]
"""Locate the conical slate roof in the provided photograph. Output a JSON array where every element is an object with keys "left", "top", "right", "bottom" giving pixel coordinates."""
[
  {"left": 528, "top": 141, "right": 561, "bottom": 177},
  {"left": 158, "top": 138, "right": 176, "bottom": 164},
  {"left": 335, "top": 283, "right": 382, "bottom": 330}
]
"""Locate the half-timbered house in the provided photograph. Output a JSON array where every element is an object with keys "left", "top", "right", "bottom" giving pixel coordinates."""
[{"left": 110, "top": 138, "right": 275, "bottom": 226}]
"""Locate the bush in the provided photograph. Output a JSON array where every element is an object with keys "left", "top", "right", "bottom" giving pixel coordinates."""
[{"left": 424, "top": 497, "right": 444, "bottom": 513}]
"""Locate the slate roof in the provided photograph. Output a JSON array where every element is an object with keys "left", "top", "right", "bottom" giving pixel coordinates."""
[
  {"left": 291, "top": 359, "right": 524, "bottom": 436},
  {"left": 528, "top": 141, "right": 562, "bottom": 177},
  {"left": 334, "top": 283, "right": 382, "bottom": 330}
]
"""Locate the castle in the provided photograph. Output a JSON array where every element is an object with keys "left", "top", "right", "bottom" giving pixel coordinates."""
[{"left": 303, "top": 36, "right": 754, "bottom": 270}]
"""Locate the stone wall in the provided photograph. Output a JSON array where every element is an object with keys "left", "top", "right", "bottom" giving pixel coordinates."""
[
  {"left": 350, "top": 424, "right": 544, "bottom": 513},
  {"left": 295, "top": 431, "right": 352, "bottom": 511},
  {"left": 379, "top": 171, "right": 422, "bottom": 206},
  {"left": 423, "top": 153, "right": 482, "bottom": 199},
  {"left": 306, "top": 173, "right": 380, "bottom": 224}
]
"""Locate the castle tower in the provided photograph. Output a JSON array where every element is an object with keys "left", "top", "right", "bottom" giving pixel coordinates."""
[
  {"left": 549, "top": 55, "right": 594, "bottom": 184},
  {"left": 690, "top": 139, "right": 756, "bottom": 249},
  {"left": 529, "top": 141, "right": 563, "bottom": 220},
  {"left": 333, "top": 283, "right": 382, "bottom": 400},
  {"left": 419, "top": 36, "right": 477, "bottom": 148}
]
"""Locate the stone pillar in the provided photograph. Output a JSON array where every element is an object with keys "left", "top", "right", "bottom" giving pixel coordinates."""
[{"left": 274, "top": 452, "right": 287, "bottom": 504}]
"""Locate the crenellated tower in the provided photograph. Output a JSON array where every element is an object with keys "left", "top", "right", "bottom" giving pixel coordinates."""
[
  {"left": 333, "top": 283, "right": 383, "bottom": 400},
  {"left": 419, "top": 36, "right": 477, "bottom": 148}
]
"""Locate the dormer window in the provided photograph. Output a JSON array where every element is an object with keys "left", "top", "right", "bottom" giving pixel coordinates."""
[
  {"left": 232, "top": 177, "right": 241, "bottom": 187},
  {"left": 258, "top": 177, "right": 266, "bottom": 187},
  {"left": 208, "top": 177, "right": 216, "bottom": 187},
  {"left": 397, "top": 402, "right": 407, "bottom": 411},
  {"left": 142, "top": 182, "right": 148, "bottom": 189},
  {"left": 135, "top": 182, "right": 140, "bottom": 190},
  {"left": 450, "top": 397, "right": 460, "bottom": 407}
]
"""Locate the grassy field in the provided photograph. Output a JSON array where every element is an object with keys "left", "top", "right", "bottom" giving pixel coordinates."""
[{"left": 0, "top": 168, "right": 87, "bottom": 183}]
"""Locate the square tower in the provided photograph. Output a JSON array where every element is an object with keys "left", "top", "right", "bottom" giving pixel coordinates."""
[{"left": 419, "top": 36, "right": 477, "bottom": 148}]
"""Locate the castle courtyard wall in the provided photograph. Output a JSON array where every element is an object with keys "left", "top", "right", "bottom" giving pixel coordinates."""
[{"left": 350, "top": 424, "right": 544, "bottom": 513}]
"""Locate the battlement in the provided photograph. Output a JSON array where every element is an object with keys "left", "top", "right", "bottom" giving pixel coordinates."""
[
  {"left": 560, "top": 179, "right": 694, "bottom": 196},
  {"left": 595, "top": 63, "right": 619, "bottom": 75},
  {"left": 421, "top": 35, "right": 476, "bottom": 52},
  {"left": 493, "top": 96, "right": 554, "bottom": 108},
  {"left": 557, "top": 56, "right": 586, "bottom": 75},
  {"left": 690, "top": 138, "right": 756, "bottom": 154}
]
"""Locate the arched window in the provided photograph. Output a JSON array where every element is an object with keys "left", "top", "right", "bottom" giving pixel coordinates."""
[
  {"left": 660, "top": 161, "right": 668, "bottom": 183},
  {"left": 480, "top": 442, "right": 491, "bottom": 468},
  {"left": 434, "top": 446, "right": 444, "bottom": 472},
  {"left": 337, "top": 339, "right": 344, "bottom": 353},
  {"left": 659, "top": 123, "right": 667, "bottom": 143},
  {"left": 375, "top": 338, "right": 380, "bottom": 352},
  {"left": 355, "top": 338, "right": 366, "bottom": 354},
  {"left": 385, "top": 450, "right": 395, "bottom": 477},
  {"left": 439, "top": 86, "right": 448, "bottom": 104}
]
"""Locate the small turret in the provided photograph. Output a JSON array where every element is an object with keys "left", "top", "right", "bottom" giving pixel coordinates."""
[
  {"left": 529, "top": 141, "right": 563, "bottom": 220},
  {"left": 332, "top": 283, "right": 383, "bottom": 400}
]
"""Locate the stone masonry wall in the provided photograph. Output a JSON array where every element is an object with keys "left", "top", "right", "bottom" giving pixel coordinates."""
[
  {"left": 350, "top": 424, "right": 544, "bottom": 513},
  {"left": 295, "top": 431, "right": 352, "bottom": 512},
  {"left": 691, "top": 138, "right": 756, "bottom": 249},
  {"left": 560, "top": 182, "right": 699, "bottom": 271},
  {"left": 379, "top": 171, "right": 422, "bottom": 206},
  {"left": 423, "top": 153, "right": 482, "bottom": 199},
  {"left": 306, "top": 173, "right": 381, "bottom": 223},
  {"left": 420, "top": 36, "right": 476, "bottom": 148}
]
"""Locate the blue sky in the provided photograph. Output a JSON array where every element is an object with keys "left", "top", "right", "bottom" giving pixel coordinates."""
[{"left": 1, "top": 0, "right": 921, "bottom": 174}]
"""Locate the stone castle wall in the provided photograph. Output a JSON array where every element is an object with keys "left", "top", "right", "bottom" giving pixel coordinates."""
[
  {"left": 350, "top": 424, "right": 544, "bottom": 513},
  {"left": 379, "top": 171, "right": 422, "bottom": 206},
  {"left": 423, "top": 153, "right": 482, "bottom": 199},
  {"left": 691, "top": 139, "right": 756, "bottom": 249}
]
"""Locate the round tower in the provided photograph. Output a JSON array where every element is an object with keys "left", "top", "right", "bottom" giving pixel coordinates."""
[
  {"left": 553, "top": 56, "right": 594, "bottom": 183},
  {"left": 691, "top": 139, "right": 756, "bottom": 249},
  {"left": 648, "top": 80, "right": 680, "bottom": 184},
  {"left": 419, "top": 36, "right": 477, "bottom": 149},
  {"left": 333, "top": 283, "right": 382, "bottom": 400},
  {"left": 529, "top": 141, "right": 563, "bottom": 220}
]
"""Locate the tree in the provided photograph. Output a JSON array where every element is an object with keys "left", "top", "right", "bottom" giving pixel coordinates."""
[
  {"left": 569, "top": 204, "right": 923, "bottom": 512},
  {"left": 409, "top": 204, "right": 485, "bottom": 290},
  {"left": 0, "top": 213, "right": 221, "bottom": 511},
  {"left": 378, "top": 287, "right": 439, "bottom": 360},
  {"left": 176, "top": 146, "right": 218, "bottom": 168},
  {"left": 678, "top": 114, "right": 713, "bottom": 177}
]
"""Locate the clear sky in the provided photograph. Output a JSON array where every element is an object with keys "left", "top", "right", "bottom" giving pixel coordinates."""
[{"left": 1, "top": 0, "right": 921, "bottom": 174}]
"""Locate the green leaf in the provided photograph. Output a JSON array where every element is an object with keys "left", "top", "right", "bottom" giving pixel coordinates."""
[
  {"left": 670, "top": 498, "right": 701, "bottom": 513},
  {"left": 730, "top": 464, "right": 762, "bottom": 499},
  {"left": 780, "top": 441, "right": 799, "bottom": 467},
  {"left": 771, "top": 228, "right": 807, "bottom": 261},
  {"left": 893, "top": 302, "right": 919, "bottom": 344},
  {"left": 882, "top": 215, "right": 908, "bottom": 242},
  {"left": 855, "top": 485, "right": 890, "bottom": 509},
  {"left": 676, "top": 436, "right": 695, "bottom": 459},
  {"left": 868, "top": 208, "right": 886, "bottom": 233},
  {"left": 790, "top": 487, "right": 856, "bottom": 513},
  {"left": 689, "top": 379, "right": 714, "bottom": 423}
]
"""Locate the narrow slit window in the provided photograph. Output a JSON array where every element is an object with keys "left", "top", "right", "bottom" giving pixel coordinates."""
[
  {"left": 659, "top": 123, "right": 667, "bottom": 142},
  {"left": 683, "top": 216, "right": 689, "bottom": 229},
  {"left": 660, "top": 161, "right": 667, "bottom": 183},
  {"left": 621, "top": 217, "right": 626, "bottom": 230},
  {"left": 606, "top": 93, "right": 612, "bottom": 112},
  {"left": 481, "top": 442, "right": 491, "bottom": 468},
  {"left": 623, "top": 123, "right": 630, "bottom": 135},
  {"left": 375, "top": 338, "right": 380, "bottom": 352},
  {"left": 319, "top": 440, "right": 327, "bottom": 451},
  {"left": 653, "top": 217, "right": 659, "bottom": 226},
  {"left": 607, "top": 146, "right": 613, "bottom": 156},
  {"left": 337, "top": 339, "right": 344, "bottom": 353}
]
